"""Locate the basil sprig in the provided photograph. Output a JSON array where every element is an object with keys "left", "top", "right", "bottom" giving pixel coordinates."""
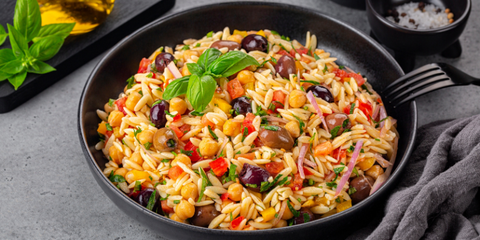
[
  {"left": 163, "top": 48, "right": 259, "bottom": 111},
  {"left": 0, "top": 0, "right": 75, "bottom": 89}
]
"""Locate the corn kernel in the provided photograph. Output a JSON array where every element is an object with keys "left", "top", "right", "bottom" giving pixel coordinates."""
[
  {"left": 336, "top": 200, "right": 352, "bottom": 213},
  {"left": 260, "top": 207, "right": 276, "bottom": 222},
  {"left": 212, "top": 97, "right": 232, "bottom": 115},
  {"left": 125, "top": 170, "right": 150, "bottom": 184},
  {"left": 223, "top": 119, "right": 242, "bottom": 137},
  {"left": 357, "top": 157, "right": 375, "bottom": 171}
]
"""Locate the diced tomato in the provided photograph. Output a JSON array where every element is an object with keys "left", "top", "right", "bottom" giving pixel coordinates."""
[
  {"left": 227, "top": 78, "right": 245, "bottom": 99},
  {"left": 209, "top": 157, "right": 228, "bottom": 177},
  {"left": 254, "top": 138, "right": 263, "bottom": 147},
  {"left": 377, "top": 98, "right": 383, "bottom": 104},
  {"left": 265, "top": 162, "right": 284, "bottom": 176},
  {"left": 105, "top": 130, "right": 113, "bottom": 139},
  {"left": 348, "top": 72, "right": 365, "bottom": 86},
  {"left": 242, "top": 113, "right": 256, "bottom": 136},
  {"left": 231, "top": 216, "right": 245, "bottom": 230},
  {"left": 169, "top": 125, "right": 184, "bottom": 138},
  {"left": 303, "top": 167, "right": 314, "bottom": 176},
  {"left": 272, "top": 90, "right": 286, "bottom": 104},
  {"left": 179, "top": 124, "right": 191, "bottom": 135},
  {"left": 168, "top": 165, "right": 184, "bottom": 180},
  {"left": 114, "top": 97, "right": 127, "bottom": 115},
  {"left": 161, "top": 200, "right": 175, "bottom": 214},
  {"left": 236, "top": 152, "right": 256, "bottom": 160},
  {"left": 358, "top": 100, "right": 373, "bottom": 118},
  {"left": 201, "top": 115, "right": 215, "bottom": 130},
  {"left": 138, "top": 58, "right": 152, "bottom": 73},
  {"left": 184, "top": 141, "right": 202, "bottom": 162},
  {"left": 277, "top": 50, "right": 293, "bottom": 58},
  {"left": 290, "top": 46, "right": 309, "bottom": 57},
  {"left": 173, "top": 113, "right": 181, "bottom": 122},
  {"left": 332, "top": 148, "right": 347, "bottom": 164},
  {"left": 221, "top": 193, "right": 230, "bottom": 201},
  {"left": 332, "top": 68, "right": 348, "bottom": 80},
  {"left": 288, "top": 172, "right": 304, "bottom": 191},
  {"left": 343, "top": 106, "right": 351, "bottom": 115}
]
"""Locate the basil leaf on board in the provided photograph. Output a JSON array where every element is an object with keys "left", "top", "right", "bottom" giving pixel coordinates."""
[
  {"left": 0, "top": 25, "right": 7, "bottom": 46},
  {"left": 0, "top": 59, "right": 25, "bottom": 74},
  {"left": 8, "top": 70, "right": 27, "bottom": 90},
  {"left": 187, "top": 74, "right": 216, "bottom": 111},
  {"left": 27, "top": 60, "right": 55, "bottom": 74},
  {"left": 29, "top": 35, "right": 64, "bottom": 61},
  {"left": 32, "top": 23, "right": 76, "bottom": 42},
  {"left": 7, "top": 24, "right": 28, "bottom": 57},
  {"left": 162, "top": 75, "right": 190, "bottom": 100},
  {"left": 197, "top": 48, "right": 221, "bottom": 71},
  {"left": 13, "top": 0, "right": 41, "bottom": 42},
  {"left": 186, "top": 63, "right": 204, "bottom": 76},
  {"left": 0, "top": 49, "right": 16, "bottom": 67}
]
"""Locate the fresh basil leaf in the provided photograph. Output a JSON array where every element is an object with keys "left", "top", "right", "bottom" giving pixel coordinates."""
[
  {"left": 208, "top": 51, "right": 259, "bottom": 77},
  {"left": 13, "top": 0, "right": 41, "bottom": 42},
  {"left": 27, "top": 60, "right": 55, "bottom": 74},
  {"left": 0, "top": 59, "right": 25, "bottom": 74},
  {"left": 162, "top": 75, "right": 190, "bottom": 100},
  {"left": 0, "top": 49, "right": 16, "bottom": 67},
  {"left": 0, "top": 25, "right": 7, "bottom": 46},
  {"left": 0, "top": 71, "right": 13, "bottom": 81},
  {"left": 197, "top": 48, "right": 221, "bottom": 71},
  {"left": 221, "top": 54, "right": 259, "bottom": 77},
  {"left": 8, "top": 70, "right": 27, "bottom": 90},
  {"left": 29, "top": 35, "right": 64, "bottom": 61},
  {"left": 330, "top": 125, "right": 341, "bottom": 139},
  {"left": 32, "top": 23, "right": 75, "bottom": 42},
  {"left": 186, "top": 63, "right": 204, "bottom": 76},
  {"left": 7, "top": 24, "right": 28, "bottom": 57},
  {"left": 187, "top": 74, "right": 216, "bottom": 111}
]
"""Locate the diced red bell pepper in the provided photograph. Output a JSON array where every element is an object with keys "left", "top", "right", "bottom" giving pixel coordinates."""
[
  {"left": 172, "top": 113, "right": 181, "bottom": 122},
  {"left": 303, "top": 167, "right": 314, "bottom": 176},
  {"left": 242, "top": 113, "right": 256, "bottom": 136},
  {"left": 265, "top": 162, "right": 284, "bottom": 176},
  {"left": 358, "top": 100, "right": 373, "bottom": 118},
  {"left": 332, "top": 148, "right": 347, "bottom": 164},
  {"left": 288, "top": 172, "right": 304, "bottom": 191},
  {"left": 343, "top": 106, "right": 351, "bottom": 115},
  {"left": 277, "top": 50, "right": 293, "bottom": 58},
  {"left": 138, "top": 58, "right": 152, "bottom": 73},
  {"left": 209, "top": 157, "right": 228, "bottom": 177},
  {"left": 332, "top": 68, "right": 348, "bottom": 80},
  {"left": 221, "top": 193, "right": 230, "bottom": 201},
  {"left": 290, "top": 46, "right": 309, "bottom": 57},
  {"left": 114, "top": 97, "right": 127, "bottom": 115},
  {"left": 227, "top": 78, "right": 245, "bottom": 100},
  {"left": 231, "top": 216, "right": 245, "bottom": 229},
  {"left": 184, "top": 141, "right": 202, "bottom": 162},
  {"left": 168, "top": 165, "right": 184, "bottom": 180},
  {"left": 348, "top": 72, "right": 365, "bottom": 86},
  {"left": 161, "top": 200, "right": 175, "bottom": 214},
  {"left": 254, "top": 138, "right": 263, "bottom": 147},
  {"left": 169, "top": 125, "right": 184, "bottom": 138},
  {"left": 179, "top": 124, "right": 190, "bottom": 135}
]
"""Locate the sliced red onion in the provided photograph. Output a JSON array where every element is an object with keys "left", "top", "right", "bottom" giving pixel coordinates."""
[
  {"left": 304, "top": 159, "right": 317, "bottom": 168},
  {"left": 372, "top": 104, "right": 380, "bottom": 121},
  {"left": 298, "top": 143, "right": 309, "bottom": 179},
  {"left": 306, "top": 91, "right": 329, "bottom": 132},
  {"left": 272, "top": 200, "right": 287, "bottom": 226},
  {"left": 345, "top": 66, "right": 355, "bottom": 74},
  {"left": 379, "top": 105, "right": 387, "bottom": 129},
  {"left": 370, "top": 136, "right": 398, "bottom": 195},
  {"left": 335, "top": 140, "right": 363, "bottom": 196},
  {"left": 374, "top": 153, "right": 392, "bottom": 168},
  {"left": 325, "top": 171, "right": 335, "bottom": 182},
  {"left": 167, "top": 61, "right": 182, "bottom": 79}
]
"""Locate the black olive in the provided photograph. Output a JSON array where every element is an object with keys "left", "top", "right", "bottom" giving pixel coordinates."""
[
  {"left": 306, "top": 85, "right": 334, "bottom": 103},
  {"left": 190, "top": 205, "right": 221, "bottom": 227},
  {"left": 275, "top": 55, "right": 296, "bottom": 78},
  {"left": 230, "top": 96, "right": 252, "bottom": 117},
  {"left": 238, "top": 163, "right": 271, "bottom": 191},
  {"left": 150, "top": 100, "right": 169, "bottom": 128},
  {"left": 241, "top": 34, "right": 268, "bottom": 52},
  {"left": 350, "top": 176, "right": 374, "bottom": 204},
  {"left": 293, "top": 208, "right": 315, "bottom": 225},
  {"left": 210, "top": 40, "right": 241, "bottom": 51},
  {"left": 155, "top": 52, "right": 175, "bottom": 73}
]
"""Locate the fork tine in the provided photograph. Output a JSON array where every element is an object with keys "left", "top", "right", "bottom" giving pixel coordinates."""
[
  {"left": 384, "top": 69, "right": 445, "bottom": 98},
  {"left": 385, "top": 71, "right": 450, "bottom": 101},
  {"left": 392, "top": 79, "right": 456, "bottom": 107},
  {"left": 383, "top": 64, "right": 441, "bottom": 92}
]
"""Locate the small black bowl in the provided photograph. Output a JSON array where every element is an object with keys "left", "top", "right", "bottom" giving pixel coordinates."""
[
  {"left": 78, "top": 2, "right": 417, "bottom": 239},
  {"left": 366, "top": 0, "right": 471, "bottom": 71}
]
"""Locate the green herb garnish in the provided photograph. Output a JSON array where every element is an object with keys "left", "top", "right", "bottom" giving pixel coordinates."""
[
  {"left": 350, "top": 103, "right": 355, "bottom": 114},
  {"left": 105, "top": 123, "right": 113, "bottom": 131},
  {"left": 330, "top": 126, "right": 341, "bottom": 139},
  {"left": 173, "top": 200, "right": 180, "bottom": 204},
  {"left": 314, "top": 53, "right": 320, "bottom": 61},
  {"left": 348, "top": 187, "right": 357, "bottom": 195},
  {"left": 208, "top": 125, "right": 218, "bottom": 140},
  {"left": 181, "top": 45, "right": 190, "bottom": 50},
  {"left": 133, "top": 181, "right": 142, "bottom": 192},
  {"left": 146, "top": 189, "right": 157, "bottom": 210},
  {"left": 292, "top": 114, "right": 305, "bottom": 135},
  {"left": 264, "top": 125, "right": 280, "bottom": 131},
  {"left": 287, "top": 201, "right": 299, "bottom": 217},
  {"left": 108, "top": 99, "right": 115, "bottom": 107},
  {"left": 181, "top": 150, "right": 193, "bottom": 156},
  {"left": 206, "top": 31, "right": 214, "bottom": 37}
]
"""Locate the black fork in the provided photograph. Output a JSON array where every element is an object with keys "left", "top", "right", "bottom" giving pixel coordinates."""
[{"left": 382, "top": 63, "right": 480, "bottom": 108}]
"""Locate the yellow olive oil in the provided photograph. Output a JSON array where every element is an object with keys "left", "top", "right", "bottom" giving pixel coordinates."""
[{"left": 37, "top": 0, "right": 115, "bottom": 35}]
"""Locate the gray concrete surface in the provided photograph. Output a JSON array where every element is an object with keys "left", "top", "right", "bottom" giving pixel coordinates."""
[{"left": 1, "top": 0, "right": 479, "bottom": 239}]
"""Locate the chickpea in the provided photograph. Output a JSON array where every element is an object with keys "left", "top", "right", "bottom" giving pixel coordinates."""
[
  {"left": 285, "top": 121, "right": 300, "bottom": 138},
  {"left": 113, "top": 127, "right": 123, "bottom": 139},
  {"left": 137, "top": 129, "right": 155, "bottom": 145},
  {"left": 124, "top": 170, "right": 150, "bottom": 184},
  {"left": 237, "top": 70, "right": 255, "bottom": 85},
  {"left": 366, "top": 165, "right": 384, "bottom": 180},
  {"left": 181, "top": 66, "right": 190, "bottom": 76},
  {"left": 129, "top": 151, "right": 144, "bottom": 165},
  {"left": 288, "top": 90, "right": 307, "bottom": 108},
  {"left": 183, "top": 50, "right": 199, "bottom": 61},
  {"left": 125, "top": 91, "right": 142, "bottom": 111},
  {"left": 114, "top": 168, "right": 128, "bottom": 177},
  {"left": 227, "top": 34, "right": 243, "bottom": 44},
  {"left": 108, "top": 110, "right": 124, "bottom": 128},
  {"left": 223, "top": 119, "right": 241, "bottom": 137},
  {"left": 171, "top": 153, "right": 192, "bottom": 168},
  {"left": 181, "top": 182, "right": 198, "bottom": 200},
  {"left": 274, "top": 219, "right": 287, "bottom": 228},
  {"left": 281, "top": 204, "right": 294, "bottom": 220},
  {"left": 104, "top": 102, "right": 115, "bottom": 113},
  {"left": 199, "top": 138, "right": 219, "bottom": 157},
  {"left": 108, "top": 146, "right": 124, "bottom": 164},
  {"left": 170, "top": 213, "right": 185, "bottom": 223},
  {"left": 169, "top": 97, "right": 188, "bottom": 115},
  {"left": 175, "top": 200, "right": 195, "bottom": 220},
  {"left": 227, "top": 183, "right": 243, "bottom": 202}
]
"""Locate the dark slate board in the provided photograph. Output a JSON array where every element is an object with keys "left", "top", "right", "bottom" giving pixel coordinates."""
[{"left": 0, "top": 0, "right": 175, "bottom": 113}]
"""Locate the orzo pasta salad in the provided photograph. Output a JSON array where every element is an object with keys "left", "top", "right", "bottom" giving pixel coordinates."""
[{"left": 96, "top": 27, "right": 398, "bottom": 230}]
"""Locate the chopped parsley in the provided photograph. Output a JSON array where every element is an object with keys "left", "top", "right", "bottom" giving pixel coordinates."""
[
  {"left": 314, "top": 53, "right": 321, "bottom": 61},
  {"left": 347, "top": 145, "right": 355, "bottom": 153},
  {"left": 105, "top": 123, "right": 113, "bottom": 131},
  {"left": 181, "top": 45, "right": 190, "bottom": 50},
  {"left": 308, "top": 179, "right": 314, "bottom": 186},
  {"left": 287, "top": 200, "right": 299, "bottom": 217},
  {"left": 292, "top": 114, "right": 305, "bottom": 135},
  {"left": 171, "top": 151, "right": 178, "bottom": 157},
  {"left": 181, "top": 150, "right": 193, "bottom": 156},
  {"left": 161, "top": 159, "right": 170, "bottom": 163},
  {"left": 348, "top": 187, "right": 357, "bottom": 195},
  {"left": 300, "top": 80, "right": 320, "bottom": 85},
  {"left": 323, "top": 64, "right": 328, "bottom": 74},
  {"left": 190, "top": 111, "right": 204, "bottom": 116},
  {"left": 352, "top": 167, "right": 359, "bottom": 177},
  {"left": 350, "top": 103, "right": 356, "bottom": 114},
  {"left": 173, "top": 200, "right": 180, "bottom": 204},
  {"left": 375, "top": 138, "right": 381, "bottom": 142},
  {"left": 126, "top": 76, "right": 135, "bottom": 89},
  {"left": 335, "top": 197, "right": 341, "bottom": 203},
  {"left": 197, "top": 167, "right": 212, "bottom": 202},
  {"left": 245, "top": 183, "right": 258, "bottom": 188},
  {"left": 146, "top": 189, "right": 157, "bottom": 210},
  {"left": 254, "top": 105, "right": 267, "bottom": 116},
  {"left": 330, "top": 126, "right": 341, "bottom": 139},
  {"left": 108, "top": 99, "right": 115, "bottom": 107},
  {"left": 167, "top": 139, "right": 176, "bottom": 148},
  {"left": 342, "top": 119, "right": 350, "bottom": 128},
  {"left": 264, "top": 125, "right": 280, "bottom": 131},
  {"left": 206, "top": 31, "right": 214, "bottom": 37},
  {"left": 109, "top": 172, "right": 126, "bottom": 183},
  {"left": 159, "top": 194, "right": 170, "bottom": 201},
  {"left": 338, "top": 65, "right": 345, "bottom": 69},
  {"left": 146, "top": 72, "right": 153, "bottom": 78},
  {"left": 303, "top": 213, "right": 310, "bottom": 223},
  {"left": 144, "top": 142, "right": 152, "bottom": 149},
  {"left": 242, "top": 127, "right": 249, "bottom": 141},
  {"left": 195, "top": 43, "right": 201, "bottom": 47},
  {"left": 208, "top": 125, "right": 218, "bottom": 140},
  {"left": 165, "top": 110, "right": 175, "bottom": 118},
  {"left": 223, "top": 163, "right": 238, "bottom": 183}
]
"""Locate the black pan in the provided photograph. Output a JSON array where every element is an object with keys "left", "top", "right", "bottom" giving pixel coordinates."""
[{"left": 78, "top": 2, "right": 417, "bottom": 239}]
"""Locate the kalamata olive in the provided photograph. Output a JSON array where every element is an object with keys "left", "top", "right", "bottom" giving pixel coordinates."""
[
  {"left": 153, "top": 128, "right": 178, "bottom": 152},
  {"left": 275, "top": 55, "right": 296, "bottom": 79},
  {"left": 230, "top": 96, "right": 252, "bottom": 117},
  {"left": 190, "top": 204, "right": 221, "bottom": 227},
  {"left": 350, "top": 175, "right": 374, "bottom": 204},
  {"left": 150, "top": 100, "right": 169, "bottom": 128},
  {"left": 294, "top": 208, "right": 315, "bottom": 225},
  {"left": 241, "top": 34, "right": 268, "bottom": 52},
  {"left": 258, "top": 125, "right": 294, "bottom": 150},
  {"left": 306, "top": 85, "right": 334, "bottom": 103},
  {"left": 133, "top": 188, "right": 155, "bottom": 207},
  {"left": 210, "top": 40, "right": 241, "bottom": 51},
  {"left": 155, "top": 52, "right": 175, "bottom": 73},
  {"left": 238, "top": 163, "right": 271, "bottom": 191},
  {"left": 325, "top": 113, "right": 351, "bottom": 134}
]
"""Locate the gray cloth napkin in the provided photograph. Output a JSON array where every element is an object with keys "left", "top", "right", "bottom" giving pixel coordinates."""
[{"left": 349, "top": 115, "right": 480, "bottom": 240}]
